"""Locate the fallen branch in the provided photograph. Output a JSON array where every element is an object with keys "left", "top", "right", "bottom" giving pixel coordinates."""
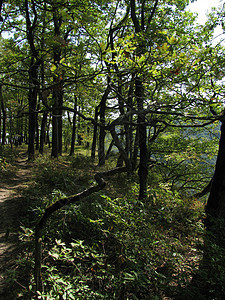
[{"left": 34, "top": 166, "right": 127, "bottom": 294}]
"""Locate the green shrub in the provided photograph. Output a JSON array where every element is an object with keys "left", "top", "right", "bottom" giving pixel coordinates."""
[{"left": 15, "top": 153, "right": 204, "bottom": 299}]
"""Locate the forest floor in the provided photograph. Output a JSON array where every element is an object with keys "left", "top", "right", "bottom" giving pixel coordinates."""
[
  {"left": 0, "top": 149, "right": 32, "bottom": 299},
  {"left": 0, "top": 146, "right": 207, "bottom": 299}
]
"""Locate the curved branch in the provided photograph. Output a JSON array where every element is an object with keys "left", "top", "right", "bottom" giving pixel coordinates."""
[
  {"left": 107, "top": 4, "right": 130, "bottom": 50},
  {"left": 189, "top": 178, "right": 213, "bottom": 200},
  {"left": 34, "top": 166, "right": 127, "bottom": 293},
  {"left": 109, "top": 126, "right": 133, "bottom": 173}
]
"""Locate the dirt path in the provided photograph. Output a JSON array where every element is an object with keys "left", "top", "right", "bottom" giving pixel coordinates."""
[{"left": 0, "top": 153, "right": 32, "bottom": 299}]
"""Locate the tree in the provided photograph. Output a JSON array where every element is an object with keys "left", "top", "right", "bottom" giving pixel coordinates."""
[
  {"left": 24, "top": 0, "right": 42, "bottom": 160},
  {"left": 204, "top": 0, "right": 225, "bottom": 223},
  {"left": 0, "top": 84, "right": 6, "bottom": 145},
  {"left": 69, "top": 95, "right": 77, "bottom": 156},
  {"left": 99, "top": 0, "right": 217, "bottom": 199}
]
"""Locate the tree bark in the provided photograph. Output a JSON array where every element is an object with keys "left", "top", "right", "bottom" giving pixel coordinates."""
[
  {"left": 28, "top": 58, "right": 39, "bottom": 160},
  {"left": 135, "top": 77, "right": 148, "bottom": 200},
  {"left": 0, "top": 105, "right": 1, "bottom": 144},
  {"left": 131, "top": 127, "right": 139, "bottom": 170},
  {"left": 110, "top": 126, "right": 132, "bottom": 173},
  {"left": 125, "top": 79, "right": 134, "bottom": 160},
  {"left": 25, "top": 0, "right": 41, "bottom": 160},
  {"left": 105, "top": 139, "right": 114, "bottom": 160},
  {"left": 91, "top": 106, "right": 99, "bottom": 159},
  {"left": 0, "top": 85, "right": 6, "bottom": 145},
  {"left": 35, "top": 104, "right": 40, "bottom": 151},
  {"left": 51, "top": 98, "right": 59, "bottom": 158},
  {"left": 206, "top": 120, "right": 225, "bottom": 222},
  {"left": 51, "top": 7, "right": 63, "bottom": 157},
  {"left": 69, "top": 97, "right": 77, "bottom": 156},
  {"left": 39, "top": 6, "right": 48, "bottom": 155},
  {"left": 39, "top": 111, "right": 48, "bottom": 154},
  {"left": 98, "top": 81, "right": 111, "bottom": 166},
  {"left": 51, "top": 78, "right": 64, "bottom": 157},
  {"left": 194, "top": 120, "right": 225, "bottom": 299}
]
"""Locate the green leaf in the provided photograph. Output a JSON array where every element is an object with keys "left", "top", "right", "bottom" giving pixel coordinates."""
[{"left": 51, "top": 64, "right": 57, "bottom": 72}]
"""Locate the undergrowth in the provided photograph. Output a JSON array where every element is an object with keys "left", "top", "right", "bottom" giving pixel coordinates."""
[
  {"left": 3, "top": 150, "right": 214, "bottom": 299},
  {"left": 0, "top": 145, "right": 19, "bottom": 175}
]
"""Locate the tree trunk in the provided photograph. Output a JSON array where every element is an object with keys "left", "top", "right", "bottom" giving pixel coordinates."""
[
  {"left": 206, "top": 120, "right": 225, "bottom": 222},
  {"left": 110, "top": 126, "right": 132, "bottom": 173},
  {"left": 91, "top": 106, "right": 99, "bottom": 159},
  {"left": 51, "top": 7, "right": 63, "bottom": 158},
  {"left": 35, "top": 106, "right": 39, "bottom": 151},
  {"left": 98, "top": 126, "right": 106, "bottom": 165},
  {"left": 126, "top": 78, "right": 134, "bottom": 159},
  {"left": 0, "top": 85, "right": 6, "bottom": 145},
  {"left": 0, "top": 106, "right": 1, "bottom": 144},
  {"left": 135, "top": 77, "right": 148, "bottom": 200},
  {"left": 116, "top": 128, "right": 124, "bottom": 167},
  {"left": 46, "top": 116, "right": 51, "bottom": 148},
  {"left": 105, "top": 139, "right": 114, "bottom": 160},
  {"left": 24, "top": 117, "right": 28, "bottom": 144},
  {"left": 51, "top": 76, "right": 63, "bottom": 158},
  {"left": 28, "top": 58, "right": 39, "bottom": 160},
  {"left": 25, "top": 0, "right": 41, "bottom": 160},
  {"left": 39, "top": 111, "right": 48, "bottom": 154},
  {"left": 190, "top": 120, "right": 225, "bottom": 299},
  {"left": 51, "top": 99, "right": 59, "bottom": 158},
  {"left": 58, "top": 94, "right": 63, "bottom": 155},
  {"left": 39, "top": 9, "right": 48, "bottom": 155},
  {"left": 98, "top": 81, "right": 111, "bottom": 166},
  {"left": 86, "top": 126, "right": 90, "bottom": 148},
  {"left": 76, "top": 106, "right": 82, "bottom": 146},
  {"left": 131, "top": 127, "right": 139, "bottom": 170},
  {"left": 69, "top": 96, "right": 77, "bottom": 156},
  {"left": 130, "top": 0, "right": 150, "bottom": 199}
]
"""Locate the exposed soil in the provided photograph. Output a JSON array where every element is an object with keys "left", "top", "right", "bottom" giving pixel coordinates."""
[{"left": 0, "top": 152, "right": 32, "bottom": 299}]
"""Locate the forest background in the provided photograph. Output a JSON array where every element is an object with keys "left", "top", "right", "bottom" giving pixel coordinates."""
[{"left": 0, "top": 0, "right": 225, "bottom": 299}]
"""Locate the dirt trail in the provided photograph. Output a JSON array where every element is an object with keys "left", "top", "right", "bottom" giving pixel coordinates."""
[{"left": 0, "top": 153, "right": 32, "bottom": 299}]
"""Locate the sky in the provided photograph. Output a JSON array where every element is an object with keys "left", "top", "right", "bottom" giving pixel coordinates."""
[
  {"left": 188, "top": 0, "right": 223, "bottom": 24},
  {"left": 188, "top": 0, "right": 224, "bottom": 43}
]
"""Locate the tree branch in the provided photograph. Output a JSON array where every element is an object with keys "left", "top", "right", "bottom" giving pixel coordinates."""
[
  {"left": 34, "top": 166, "right": 127, "bottom": 293},
  {"left": 130, "top": 0, "right": 141, "bottom": 33},
  {"left": 146, "top": 0, "right": 159, "bottom": 30},
  {"left": 189, "top": 178, "right": 213, "bottom": 199}
]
